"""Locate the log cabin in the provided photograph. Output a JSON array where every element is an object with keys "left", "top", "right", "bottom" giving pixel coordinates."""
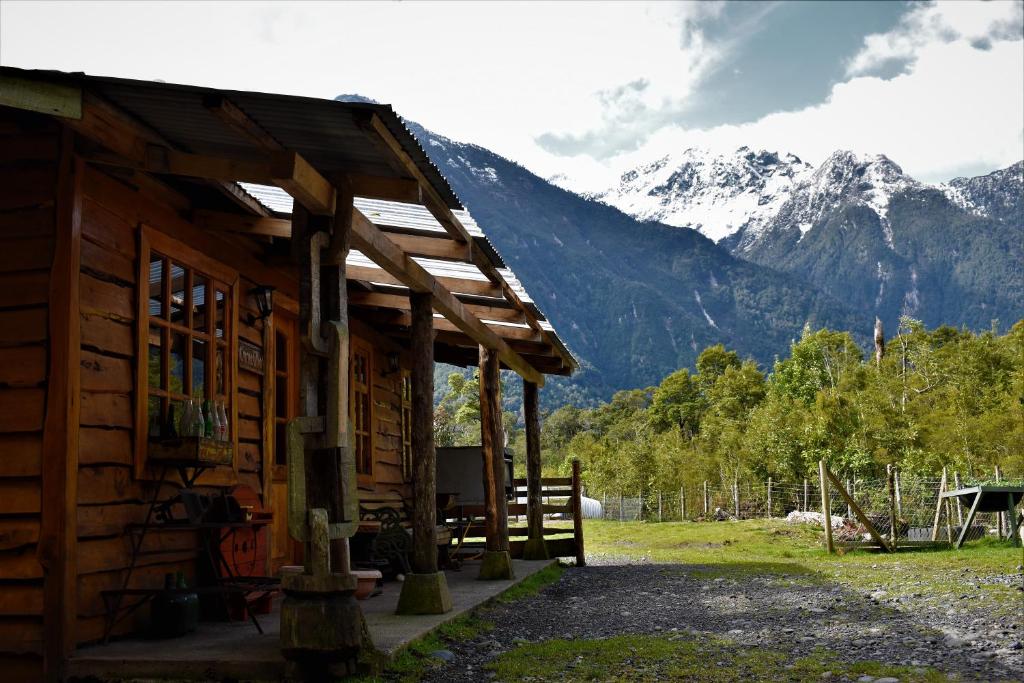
[{"left": 0, "top": 67, "right": 577, "bottom": 681}]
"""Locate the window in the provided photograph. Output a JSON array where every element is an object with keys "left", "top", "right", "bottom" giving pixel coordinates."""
[
  {"left": 137, "top": 227, "right": 237, "bottom": 475},
  {"left": 400, "top": 370, "right": 413, "bottom": 481},
  {"left": 273, "top": 316, "right": 298, "bottom": 471},
  {"left": 350, "top": 338, "right": 373, "bottom": 483}
]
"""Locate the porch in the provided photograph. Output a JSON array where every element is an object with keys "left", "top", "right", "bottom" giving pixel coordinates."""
[{"left": 66, "top": 558, "right": 558, "bottom": 681}]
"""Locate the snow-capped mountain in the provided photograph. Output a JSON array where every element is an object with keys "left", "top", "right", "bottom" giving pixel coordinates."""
[
  {"left": 941, "top": 160, "right": 1023, "bottom": 224},
  {"left": 591, "top": 147, "right": 812, "bottom": 242},
  {"left": 729, "top": 150, "right": 923, "bottom": 253}
]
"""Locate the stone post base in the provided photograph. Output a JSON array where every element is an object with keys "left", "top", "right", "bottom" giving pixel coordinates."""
[
  {"left": 521, "top": 537, "right": 550, "bottom": 561},
  {"left": 478, "top": 549, "right": 515, "bottom": 580},
  {"left": 395, "top": 572, "right": 453, "bottom": 615},
  {"left": 280, "top": 589, "right": 364, "bottom": 672}
]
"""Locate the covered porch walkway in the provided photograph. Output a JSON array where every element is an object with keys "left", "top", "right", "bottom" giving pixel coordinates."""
[{"left": 66, "top": 558, "right": 558, "bottom": 681}]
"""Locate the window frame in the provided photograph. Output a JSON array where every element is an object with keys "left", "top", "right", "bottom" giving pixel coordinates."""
[
  {"left": 271, "top": 312, "right": 298, "bottom": 483},
  {"left": 350, "top": 336, "right": 374, "bottom": 487},
  {"left": 135, "top": 225, "right": 239, "bottom": 480}
]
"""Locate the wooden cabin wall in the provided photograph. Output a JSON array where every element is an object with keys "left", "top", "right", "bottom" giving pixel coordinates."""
[
  {"left": 0, "top": 109, "right": 59, "bottom": 681},
  {"left": 73, "top": 163, "right": 271, "bottom": 647},
  {"left": 350, "top": 321, "right": 412, "bottom": 504}
]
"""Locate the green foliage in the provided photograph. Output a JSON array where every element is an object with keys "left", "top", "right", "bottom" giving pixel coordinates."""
[{"left": 545, "top": 320, "right": 1023, "bottom": 496}]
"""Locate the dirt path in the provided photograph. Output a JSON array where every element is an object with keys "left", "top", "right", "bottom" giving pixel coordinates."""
[{"left": 417, "top": 559, "right": 1023, "bottom": 682}]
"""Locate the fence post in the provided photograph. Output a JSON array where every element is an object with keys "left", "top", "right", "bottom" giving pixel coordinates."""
[
  {"left": 845, "top": 478, "right": 853, "bottom": 519},
  {"left": 953, "top": 472, "right": 964, "bottom": 525},
  {"left": 803, "top": 478, "right": 809, "bottom": 512},
  {"left": 766, "top": 477, "right": 772, "bottom": 519},
  {"left": 602, "top": 492, "right": 607, "bottom": 520},
  {"left": 703, "top": 480, "right": 709, "bottom": 516},
  {"left": 658, "top": 492, "right": 663, "bottom": 522},
  {"left": 819, "top": 460, "right": 834, "bottom": 553},
  {"left": 733, "top": 473, "right": 740, "bottom": 519},
  {"left": 680, "top": 487, "right": 686, "bottom": 521},
  {"left": 572, "top": 459, "right": 585, "bottom": 567},
  {"left": 931, "top": 468, "right": 947, "bottom": 542},
  {"left": 618, "top": 492, "right": 624, "bottom": 522},
  {"left": 995, "top": 465, "right": 1004, "bottom": 538},
  {"left": 886, "top": 464, "right": 897, "bottom": 549}
]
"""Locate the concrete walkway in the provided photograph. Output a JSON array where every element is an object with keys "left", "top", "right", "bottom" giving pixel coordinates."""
[{"left": 66, "top": 558, "right": 557, "bottom": 680}]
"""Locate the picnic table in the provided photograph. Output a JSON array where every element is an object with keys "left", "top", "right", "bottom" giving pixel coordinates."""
[{"left": 939, "top": 485, "right": 1023, "bottom": 548}]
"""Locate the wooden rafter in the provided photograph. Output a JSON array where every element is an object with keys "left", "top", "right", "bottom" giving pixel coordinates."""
[
  {"left": 346, "top": 264, "right": 502, "bottom": 298},
  {"left": 350, "top": 290, "right": 526, "bottom": 324},
  {"left": 350, "top": 208, "right": 543, "bottom": 385}
]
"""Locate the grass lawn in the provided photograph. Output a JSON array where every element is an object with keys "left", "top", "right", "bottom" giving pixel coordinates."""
[{"left": 583, "top": 518, "right": 1024, "bottom": 611}]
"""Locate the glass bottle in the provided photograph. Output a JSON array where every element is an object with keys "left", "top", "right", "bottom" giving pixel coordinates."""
[
  {"left": 210, "top": 399, "right": 222, "bottom": 440},
  {"left": 165, "top": 403, "right": 178, "bottom": 440},
  {"left": 217, "top": 401, "right": 229, "bottom": 441},
  {"left": 180, "top": 400, "right": 194, "bottom": 437},
  {"left": 192, "top": 400, "right": 205, "bottom": 438},
  {"left": 203, "top": 400, "right": 214, "bottom": 438}
]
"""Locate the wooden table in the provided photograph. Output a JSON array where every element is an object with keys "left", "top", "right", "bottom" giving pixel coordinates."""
[{"left": 940, "top": 485, "right": 1023, "bottom": 548}]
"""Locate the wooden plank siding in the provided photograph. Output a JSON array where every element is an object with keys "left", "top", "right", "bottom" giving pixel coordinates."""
[{"left": 0, "top": 108, "right": 58, "bottom": 682}]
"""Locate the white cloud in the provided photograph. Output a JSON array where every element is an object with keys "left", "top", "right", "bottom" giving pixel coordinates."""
[{"left": 562, "top": 0, "right": 1024, "bottom": 191}]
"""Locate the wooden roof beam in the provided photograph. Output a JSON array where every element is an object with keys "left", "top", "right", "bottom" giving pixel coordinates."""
[
  {"left": 350, "top": 290, "right": 526, "bottom": 324},
  {"left": 350, "top": 207, "right": 543, "bottom": 385},
  {"left": 346, "top": 264, "right": 502, "bottom": 298},
  {"left": 366, "top": 113, "right": 471, "bottom": 244}
]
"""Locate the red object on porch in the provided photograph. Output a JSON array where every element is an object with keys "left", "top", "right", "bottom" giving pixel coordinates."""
[{"left": 219, "top": 486, "right": 274, "bottom": 619}]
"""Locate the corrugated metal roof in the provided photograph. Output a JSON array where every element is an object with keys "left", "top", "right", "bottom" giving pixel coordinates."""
[{"left": 1, "top": 67, "right": 462, "bottom": 210}]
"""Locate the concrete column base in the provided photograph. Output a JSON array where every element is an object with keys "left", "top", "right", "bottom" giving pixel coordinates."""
[
  {"left": 521, "top": 537, "right": 550, "bottom": 561},
  {"left": 478, "top": 549, "right": 515, "bottom": 580},
  {"left": 395, "top": 572, "right": 453, "bottom": 615}
]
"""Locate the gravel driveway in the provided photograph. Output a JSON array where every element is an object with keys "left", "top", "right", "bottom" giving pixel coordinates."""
[{"left": 418, "top": 558, "right": 1023, "bottom": 682}]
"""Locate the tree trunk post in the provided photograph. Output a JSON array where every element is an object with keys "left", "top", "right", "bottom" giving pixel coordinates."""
[
  {"left": 733, "top": 473, "right": 740, "bottom": 519},
  {"left": 658, "top": 492, "right": 663, "bottom": 522},
  {"left": 931, "top": 468, "right": 948, "bottom": 542},
  {"left": 995, "top": 465, "right": 1004, "bottom": 538},
  {"left": 766, "top": 477, "right": 772, "bottom": 519},
  {"left": 803, "top": 478, "right": 809, "bottom": 512},
  {"left": 894, "top": 468, "right": 903, "bottom": 517},
  {"left": 819, "top": 460, "right": 834, "bottom": 553},
  {"left": 953, "top": 472, "right": 964, "bottom": 525},
  {"left": 846, "top": 478, "right": 853, "bottom": 520},
  {"left": 680, "top": 487, "right": 686, "bottom": 521},
  {"left": 572, "top": 459, "right": 586, "bottom": 566},
  {"left": 886, "top": 464, "right": 898, "bottom": 549},
  {"left": 703, "top": 480, "right": 709, "bottom": 516},
  {"left": 619, "top": 492, "right": 624, "bottom": 522},
  {"left": 521, "top": 379, "right": 548, "bottom": 560},
  {"left": 478, "top": 346, "right": 513, "bottom": 580},
  {"left": 397, "top": 293, "right": 452, "bottom": 614}
]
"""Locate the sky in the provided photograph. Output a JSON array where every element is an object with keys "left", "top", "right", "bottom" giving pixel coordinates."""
[{"left": 1, "top": 1, "right": 1022, "bottom": 191}]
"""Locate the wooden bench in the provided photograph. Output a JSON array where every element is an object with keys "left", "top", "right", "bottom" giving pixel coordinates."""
[{"left": 354, "top": 490, "right": 453, "bottom": 576}]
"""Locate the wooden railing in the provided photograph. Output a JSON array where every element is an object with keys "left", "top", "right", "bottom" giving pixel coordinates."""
[{"left": 448, "top": 460, "right": 586, "bottom": 566}]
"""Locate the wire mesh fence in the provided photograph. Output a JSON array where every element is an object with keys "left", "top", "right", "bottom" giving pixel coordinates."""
[{"left": 593, "top": 469, "right": 1017, "bottom": 548}]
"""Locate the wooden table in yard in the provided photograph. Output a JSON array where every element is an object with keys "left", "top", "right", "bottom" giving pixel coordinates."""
[{"left": 940, "top": 485, "right": 1023, "bottom": 549}]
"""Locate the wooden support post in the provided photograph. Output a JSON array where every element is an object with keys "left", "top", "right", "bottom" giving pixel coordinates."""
[
  {"left": 824, "top": 465, "right": 891, "bottom": 552},
  {"left": 886, "top": 464, "right": 898, "bottom": 549},
  {"left": 945, "top": 497, "right": 954, "bottom": 544},
  {"left": 619, "top": 492, "right": 624, "bottom": 522},
  {"left": 521, "top": 379, "right": 548, "bottom": 560},
  {"left": 931, "top": 468, "right": 947, "bottom": 542},
  {"left": 803, "top": 478, "right": 809, "bottom": 512},
  {"left": 1007, "top": 493, "right": 1021, "bottom": 547},
  {"left": 846, "top": 478, "right": 853, "bottom": 520},
  {"left": 658, "top": 492, "right": 663, "bottom": 522},
  {"left": 953, "top": 472, "right": 964, "bottom": 525},
  {"left": 766, "top": 478, "right": 772, "bottom": 519},
  {"left": 478, "top": 345, "right": 513, "bottom": 579},
  {"left": 703, "top": 480, "right": 709, "bottom": 516},
  {"left": 572, "top": 459, "right": 586, "bottom": 566},
  {"left": 396, "top": 293, "right": 452, "bottom": 614},
  {"left": 819, "top": 461, "right": 834, "bottom": 553},
  {"left": 995, "top": 466, "right": 1004, "bottom": 539},
  {"left": 40, "top": 137, "right": 82, "bottom": 681},
  {"left": 955, "top": 491, "right": 983, "bottom": 549},
  {"left": 680, "top": 487, "right": 686, "bottom": 521}
]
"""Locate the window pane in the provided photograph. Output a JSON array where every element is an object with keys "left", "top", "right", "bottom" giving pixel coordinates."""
[
  {"left": 148, "top": 254, "right": 164, "bottom": 318},
  {"left": 192, "top": 277, "right": 208, "bottom": 332},
  {"left": 148, "top": 325, "right": 164, "bottom": 390},
  {"left": 275, "top": 331, "right": 287, "bottom": 372},
  {"left": 216, "top": 346, "right": 225, "bottom": 396},
  {"left": 215, "top": 289, "right": 225, "bottom": 338},
  {"left": 275, "top": 374, "right": 287, "bottom": 417},
  {"left": 170, "top": 332, "right": 186, "bottom": 395},
  {"left": 147, "top": 396, "right": 163, "bottom": 439},
  {"left": 192, "top": 338, "right": 206, "bottom": 401},
  {"left": 170, "top": 263, "right": 187, "bottom": 326}
]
